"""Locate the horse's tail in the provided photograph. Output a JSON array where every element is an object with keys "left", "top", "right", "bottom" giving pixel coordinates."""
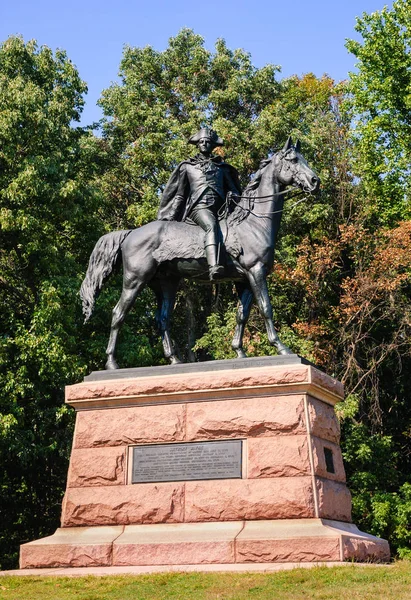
[{"left": 80, "top": 230, "right": 132, "bottom": 322}]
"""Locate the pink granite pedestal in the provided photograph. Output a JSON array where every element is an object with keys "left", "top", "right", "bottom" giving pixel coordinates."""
[{"left": 20, "top": 357, "right": 389, "bottom": 568}]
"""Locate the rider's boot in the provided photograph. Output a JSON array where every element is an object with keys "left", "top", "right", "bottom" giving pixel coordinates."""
[{"left": 205, "top": 244, "right": 224, "bottom": 280}]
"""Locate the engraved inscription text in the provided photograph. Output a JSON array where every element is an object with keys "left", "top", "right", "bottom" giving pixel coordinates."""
[{"left": 132, "top": 440, "right": 242, "bottom": 483}]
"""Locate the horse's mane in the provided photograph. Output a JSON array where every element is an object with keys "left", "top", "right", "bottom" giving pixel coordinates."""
[{"left": 227, "top": 158, "right": 272, "bottom": 227}]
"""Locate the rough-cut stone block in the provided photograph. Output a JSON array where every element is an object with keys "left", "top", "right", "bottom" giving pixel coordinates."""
[
  {"left": 235, "top": 519, "right": 390, "bottom": 563},
  {"left": 186, "top": 395, "right": 306, "bottom": 441},
  {"left": 308, "top": 397, "right": 340, "bottom": 443},
  {"left": 185, "top": 478, "right": 315, "bottom": 522},
  {"left": 317, "top": 479, "right": 352, "bottom": 522},
  {"left": 68, "top": 447, "right": 126, "bottom": 487},
  {"left": 343, "top": 535, "right": 390, "bottom": 562},
  {"left": 311, "top": 437, "right": 346, "bottom": 482},
  {"left": 247, "top": 436, "right": 311, "bottom": 478},
  {"left": 237, "top": 537, "right": 340, "bottom": 563},
  {"left": 20, "top": 527, "right": 123, "bottom": 569},
  {"left": 113, "top": 522, "right": 242, "bottom": 566},
  {"left": 310, "top": 368, "right": 344, "bottom": 401},
  {"left": 20, "top": 520, "right": 390, "bottom": 569},
  {"left": 236, "top": 519, "right": 342, "bottom": 563},
  {"left": 74, "top": 404, "right": 185, "bottom": 448},
  {"left": 66, "top": 365, "right": 311, "bottom": 405},
  {"left": 61, "top": 484, "right": 184, "bottom": 527}
]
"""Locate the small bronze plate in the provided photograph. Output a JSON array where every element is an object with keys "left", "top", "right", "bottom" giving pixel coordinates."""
[{"left": 131, "top": 440, "right": 243, "bottom": 483}]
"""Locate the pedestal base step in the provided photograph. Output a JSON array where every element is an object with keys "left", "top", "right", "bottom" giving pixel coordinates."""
[
  {"left": 20, "top": 519, "right": 389, "bottom": 569},
  {"left": 6, "top": 561, "right": 393, "bottom": 577}
]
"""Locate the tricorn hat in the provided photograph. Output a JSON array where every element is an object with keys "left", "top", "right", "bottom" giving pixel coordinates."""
[{"left": 188, "top": 127, "right": 224, "bottom": 146}]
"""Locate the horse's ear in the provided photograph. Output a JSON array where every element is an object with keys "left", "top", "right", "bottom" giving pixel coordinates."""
[
  {"left": 283, "top": 136, "right": 293, "bottom": 152},
  {"left": 295, "top": 139, "right": 301, "bottom": 152}
]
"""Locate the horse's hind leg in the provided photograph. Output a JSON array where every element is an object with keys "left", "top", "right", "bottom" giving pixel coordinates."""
[
  {"left": 232, "top": 282, "right": 254, "bottom": 358},
  {"left": 248, "top": 264, "right": 292, "bottom": 355},
  {"left": 154, "top": 279, "right": 181, "bottom": 364},
  {"left": 105, "top": 280, "right": 144, "bottom": 370}
]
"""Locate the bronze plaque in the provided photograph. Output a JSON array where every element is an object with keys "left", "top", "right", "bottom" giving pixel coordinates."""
[{"left": 131, "top": 440, "right": 242, "bottom": 483}]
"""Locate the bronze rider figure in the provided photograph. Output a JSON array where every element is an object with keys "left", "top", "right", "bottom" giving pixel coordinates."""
[{"left": 157, "top": 128, "right": 242, "bottom": 280}]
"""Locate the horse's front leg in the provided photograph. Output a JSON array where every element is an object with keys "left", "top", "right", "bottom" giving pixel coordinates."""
[
  {"left": 232, "top": 282, "right": 254, "bottom": 358},
  {"left": 247, "top": 264, "right": 292, "bottom": 355},
  {"left": 158, "top": 279, "right": 181, "bottom": 364}
]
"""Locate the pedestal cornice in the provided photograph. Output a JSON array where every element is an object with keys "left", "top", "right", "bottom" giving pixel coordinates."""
[{"left": 66, "top": 356, "right": 344, "bottom": 410}]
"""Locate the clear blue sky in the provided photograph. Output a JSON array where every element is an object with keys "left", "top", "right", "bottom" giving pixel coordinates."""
[{"left": 1, "top": 0, "right": 391, "bottom": 126}]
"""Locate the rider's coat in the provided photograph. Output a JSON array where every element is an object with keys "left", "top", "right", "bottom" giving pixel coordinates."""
[{"left": 157, "top": 154, "right": 241, "bottom": 222}]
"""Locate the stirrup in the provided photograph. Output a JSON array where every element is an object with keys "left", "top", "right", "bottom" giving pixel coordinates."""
[{"left": 209, "top": 265, "right": 225, "bottom": 280}]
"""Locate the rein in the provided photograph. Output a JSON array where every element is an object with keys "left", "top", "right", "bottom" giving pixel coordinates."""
[
  {"left": 247, "top": 194, "right": 310, "bottom": 218},
  {"left": 220, "top": 186, "right": 311, "bottom": 219},
  {"left": 230, "top": 185, "right": 301, "bottom": 201}
]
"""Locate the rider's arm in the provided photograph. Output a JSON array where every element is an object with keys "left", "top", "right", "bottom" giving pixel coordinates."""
[{"left": 224, "top": 167, "right": 241, "bottom": 197}]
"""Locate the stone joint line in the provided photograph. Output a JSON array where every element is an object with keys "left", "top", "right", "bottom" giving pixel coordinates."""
[
  {"left": 233, "top": 520, "right": 246, "bottom": 562},
  {"left": 304, "top": 396, "right": 320, "bottom": 519}
]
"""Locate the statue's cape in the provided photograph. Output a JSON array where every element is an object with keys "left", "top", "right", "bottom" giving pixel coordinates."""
[{"left": 157, "top": 155, "right": 242, "bottom": 221}]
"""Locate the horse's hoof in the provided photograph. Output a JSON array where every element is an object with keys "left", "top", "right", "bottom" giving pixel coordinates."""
[
  {"left": 277, "top": 344, "right": 293, "bottom": 355},
  {"left": 170, "top": 356, "right": 182, "bottom": 365},
  {"left": 105, "top": 358, "right": 119, "bottom": 370},
  {"left": 234, "top": 349, "right": 247, "bottom": 359},
  {"left": 209, "top": 265, "right": 225, "bottom": 280}
]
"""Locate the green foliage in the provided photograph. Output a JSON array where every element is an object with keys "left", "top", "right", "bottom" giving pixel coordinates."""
[
  {"left": 340, "top": 3, "right": 411, "bottom": 551},
  {"left": 343, "top": 428, "right": 411, "bottom": 558},
  {"left": 0, "top": 36, "right": 104, "bottom": 569},
  {"left": 345, "top": 0, "right": 411, "bottom": 225},
  {"left": 98, "top": 29, "right": 281, "bottom": 229},
  {"left": 194, "top": 306, "right": 238, "bottom": 360},
  {"left": 337, "top": 393, "right": 411, "bottom": 557}
]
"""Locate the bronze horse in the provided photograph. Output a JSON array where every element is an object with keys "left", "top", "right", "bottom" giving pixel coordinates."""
[{"left": 80, "top": 137, "right": 320, "bottom": 369}]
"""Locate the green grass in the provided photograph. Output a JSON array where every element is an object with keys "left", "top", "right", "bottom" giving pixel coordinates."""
[{"left": 1, "top": 562, "right": 410, "bottom": 600}]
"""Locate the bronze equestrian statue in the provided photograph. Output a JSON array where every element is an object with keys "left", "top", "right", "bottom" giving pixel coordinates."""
[{"left": 80, "top": 135, "right": 320, "bottom": 369}]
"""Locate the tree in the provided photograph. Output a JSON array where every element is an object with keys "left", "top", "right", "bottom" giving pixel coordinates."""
[
  {"left": 338, "top": 1, "right": 411, "bottom": 554},
  {"left": 345, "top": 0, "right": 411, "bottom": 226},
  {"left": 98, "top": 29, "right": 282, "bottom": 228},
  {"left": 0, "top": 36, "right": 102, "bottom": 569}
]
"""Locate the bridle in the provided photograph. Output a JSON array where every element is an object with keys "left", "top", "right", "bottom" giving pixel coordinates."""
[{"left": 219, "top": 151, "right": 316, "bottom": 219}]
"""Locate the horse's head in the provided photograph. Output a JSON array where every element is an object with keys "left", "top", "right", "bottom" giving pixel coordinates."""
[{"left": 274, "top": 136, "right": 320, "bottom": 194}]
